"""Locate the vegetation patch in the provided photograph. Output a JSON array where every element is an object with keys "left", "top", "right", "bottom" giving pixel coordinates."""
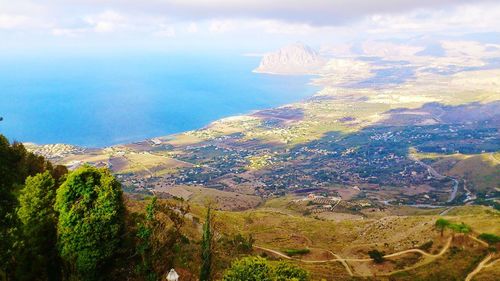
[
  {"left": 283, "top": 248, "right": 311, "bottom": 256},
  {"left": 478, "top": 233, "right": 500, "bottom": 245},
  {"left": 368, "top": 249, "right": 386, "bottom": 263},
  {"left": 418, "top": 240, "right": 434, "bottom": 251}
]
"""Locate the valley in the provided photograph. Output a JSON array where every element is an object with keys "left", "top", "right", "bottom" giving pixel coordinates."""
[
  {"left": 3, "top": 1, "right": 500, "bottom": 280},
  {"left": 23, "top": 41, "right": 500, "bottom": 280},
  {"left": 29, "top": 61, "right": 500, "bottom": 212}
]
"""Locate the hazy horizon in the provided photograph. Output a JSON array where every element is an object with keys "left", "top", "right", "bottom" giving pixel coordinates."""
[{"left": 1, "top": 0, "right": 499, "bottom": 55}]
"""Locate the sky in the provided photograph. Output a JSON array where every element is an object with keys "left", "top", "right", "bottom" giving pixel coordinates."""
[{"left": 1, "top": 0, "right": 500, "bottom": 55}]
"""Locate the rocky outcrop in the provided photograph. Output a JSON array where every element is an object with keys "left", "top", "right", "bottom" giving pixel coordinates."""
[{"left": 254, "top": 43, "right": 326, "bottom": 75}]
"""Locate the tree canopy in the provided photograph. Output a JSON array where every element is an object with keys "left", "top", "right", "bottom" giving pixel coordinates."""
[
  {"left": 135, "top": 196, "right": 189, "bottom": 281},
  {"left": 17, "top": 171, "right": 60, "bottom": 281},
  {"left": 0, "top": 135, "right": 55, "bottom": 277},
  {"left": 435, "top": 218, "right": 450, "bottom": 237},
  {"left": 55, "top": 165, "right": 125, "bottom": 280}
]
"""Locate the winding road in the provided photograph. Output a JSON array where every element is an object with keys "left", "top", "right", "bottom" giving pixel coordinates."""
[
  {"left": 465, "top": 254, "right": 500, "bottom": 281},
  {"left": 256, "top": 236, "right": 500, "bottom": 279},
  {"left": 254, "top": 236, "right": 452, "bottom": 277},
  {"left": 411, "top": 156, "right": 459, "bottom": 203}
]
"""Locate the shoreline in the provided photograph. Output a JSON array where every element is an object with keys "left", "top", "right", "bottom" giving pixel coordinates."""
[{"left": 24, "top": 71, "right": 321, "bottom": 150}]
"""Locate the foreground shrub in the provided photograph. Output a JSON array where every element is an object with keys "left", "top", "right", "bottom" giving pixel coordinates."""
[
  {"left": 283, "top": 248, "right": 310, "bottom": 256},
  {"left": 368, "top": 249, "right": 385, "bottom": 263},
  {"left": 478, "top": 233, "right": 500, "bottom": 245},
  {"left": 223, "top": 256, "right": 309, "bottom": 281}
]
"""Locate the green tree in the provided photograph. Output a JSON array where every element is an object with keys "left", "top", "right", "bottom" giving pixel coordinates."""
[
  {"left": 0, "top": 136, "right": 19, "bottom": 279},
  {"left": 135, "top": 197, "right": 189, "bottom": 281},
  {"left": 435, "top": 218, "right": 450, "bottom": 237},
  {"left": 0, "top": 135, "right": 53, "bottom": 279},
  {"left": 51, "top": 165, "right": 69, "bottom": 186},
  {"left": 200, "top": 207, "right": 213, "bottom": 281},
  {"left": 55, "top": 165, "right": 124, "bottom": 280},
  {"left": 16, "top": 171, "right": 60, "bottom": 281},
  {"left": 136, "top": 197, "right": 158, "bottom": 281}
]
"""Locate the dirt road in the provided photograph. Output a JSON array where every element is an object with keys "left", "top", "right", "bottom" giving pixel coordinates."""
[
  {"left": 465, "top": 254, "right": 500, "bottom": 281},
  {"left": 254, "top": 237, "right": 452, "bottom": 276}
]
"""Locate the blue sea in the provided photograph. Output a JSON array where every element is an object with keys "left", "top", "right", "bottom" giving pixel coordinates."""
[{"left": 0, "top": 54, "right": 316, "bottom": 147}]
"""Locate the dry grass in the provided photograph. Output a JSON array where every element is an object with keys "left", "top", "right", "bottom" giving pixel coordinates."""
[
  {"left": 414, "top": 152, "right": 500, "bottom": 193},
  {"left": 444, "top": 206, "right": 500, "bottom": 235},
  {"left": 122, "top": 198, "right": 500, "bottom": 280},
  {"left": 172, "top": 185, "right": 263, "bottom": 211},
  {"left": 117, "top": 152, "right": 192, "bottom": 175}
]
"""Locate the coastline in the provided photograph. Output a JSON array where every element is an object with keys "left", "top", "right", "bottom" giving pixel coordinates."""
[
  {"left": 25, "top": 71, "right": 320, "bottom": 150},
  {"left": 2, "top": 54, "right": 317, "bottom": 148}
]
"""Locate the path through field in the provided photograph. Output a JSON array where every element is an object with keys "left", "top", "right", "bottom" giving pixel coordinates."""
[
  {"left": 465, "top": 254, "right": 500, "bottom": 281},
  {"left": 254, "top": 236, "right": 452, "bottom": 277}
]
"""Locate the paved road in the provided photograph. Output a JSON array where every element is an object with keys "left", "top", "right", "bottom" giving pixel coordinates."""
[
  {"left": 439, "top": 206, "right": 456, "bottom": 216},
  {"left": 447, "top": 178, "right": 459, "bottom": 203},
  {"left": 462, "top": 180, "right": 476, "bottom": 203},
  {"left": 411, "top": 156, "right": 459, "bottom": 203}
]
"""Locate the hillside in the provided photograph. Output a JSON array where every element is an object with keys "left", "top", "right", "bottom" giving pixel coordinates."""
[
  {"left": 174, "top": 200, "right": 500, "bottom": 280},
  {"left": 22, "top": 50, "right": 500, "bottom": 278},
  {"left": 28, "top": 67, "right": 500, "bottom": 211}
]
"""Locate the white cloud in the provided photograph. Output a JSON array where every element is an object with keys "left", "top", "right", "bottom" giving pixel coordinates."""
[
  {"left": 254, "top": 20, "right": 320, "bottom": 35},
  {"left": 54, "top": 0, "right": 492, "bottom": 26},
  {"left": 365, "top": 3, "right": 500, "bottom": 34},
  {"left": 154, "top": 24, "right": 176, "bottom": 37},
  {"left": 208, "top": 20, "right": 236, "bottom": 33},
  {"left": 51, "top": 27, "right": 86, "bottom": 37},
  {"left": 0, "top": 0, "right": 499, "bottom": 51},
  {"left": 83, "top": 10, "right": 126, "bottom": 33},
  {"left": 0, "top": 14, "right": 29, "bottom": 29},
  {"left": 186, "top": 22, "right": 198, "bottom": 33},
  {"left": 0, "top": 13, "right": 51, "bottom": 30}
]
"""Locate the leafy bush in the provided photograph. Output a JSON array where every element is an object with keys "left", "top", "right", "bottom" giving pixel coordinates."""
[
  {"left": 418, "top": 240, "right": 434, "bottom": 251},
  {"left": 478, "top": 233, "right": 500, "bottom": 245},
  {"left": 223, "top": 256, "right": 274, "bottom": 281},
  {"left": 274, "top": 262, "right": 309, "bottom": 281},
  {"left": 223, "top": 256, "right": 309, "bottom": 281},
  {"left": 368, "top": 249, "right": 385, "bottom": 263},
  {"left": 283, "top": 248, "right": 311, "bottom": 256},
  {"left": 448, "top": 223, "right": 472, "bottom": 234}
]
